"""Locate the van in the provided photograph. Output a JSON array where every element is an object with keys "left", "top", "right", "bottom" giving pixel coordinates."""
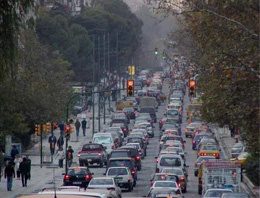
[{"left": 92, "top": 133, "right": 115, "bottom": 155}]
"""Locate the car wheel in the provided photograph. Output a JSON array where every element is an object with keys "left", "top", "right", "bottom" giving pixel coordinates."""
[{"left": 128, "top": 183, "right": 132, "bottom": 192}]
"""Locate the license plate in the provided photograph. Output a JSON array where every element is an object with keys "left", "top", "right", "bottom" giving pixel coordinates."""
[
  {"left": 115, "top": 177, "right": 123, "bottom": 181},
  {"left": 87, "top": 159, "right": 92, "bottom": 162},
  {"left": 73, "top": 181, "right": 82, "bottom": 184}
]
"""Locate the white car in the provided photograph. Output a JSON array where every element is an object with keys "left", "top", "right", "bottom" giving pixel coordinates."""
[
  {"left": 155, "top": 154, "right": 184, "bottom": 173},
  {"left": 105, "top": 167, "right": 134, "bottom": 192},
  {"left": 92, "top": 133, "right": 115, "bottom": 155},
  {"left": 203, "top": 189, "right": 233, "bottom": 198},
  {"left": 87, "top": 177, "right": 121, "bottom": 197},
  {"left": 151, "top": 181, "right": 183, "bottom": 197}
]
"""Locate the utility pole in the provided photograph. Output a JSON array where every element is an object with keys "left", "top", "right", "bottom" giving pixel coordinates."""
[
  {"left": 103, "top": 34, "right": 106, "bottom": 124},
  {"left": 108, "top": 33, "right": 111, "bottom": 112},
  {"left": 40, "top": 124, "right": 43, "bottom": 168},
  {"left": 116, "top": 29, "right": 119, "bottom": 100},
  {"left": 98, "top": 36, "right": 101, "bottom": 131},
  {"left": 92, "top": 35, "right": 95, "bottom": 136}
]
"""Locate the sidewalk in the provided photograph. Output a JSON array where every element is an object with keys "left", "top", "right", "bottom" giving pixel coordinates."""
[
  {"left": 213, "top": 126, "right": 260, "bottom": 197},
  {"left": 0, "top": 98, "right": 115, "bottom": 197}
]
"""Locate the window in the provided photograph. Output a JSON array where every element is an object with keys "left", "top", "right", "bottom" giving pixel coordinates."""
[
  {"left": 154, "top": 181, "right": 177, "bottom": 188},
  {"left": 82, "top": 144, "right": 101, "bottom": 151},
  {"left": 108, "top": 168, "right": 128, "bottom": 176},
  {"left": 93, "top": 137, "right": 112, "bottom": 144},
  {"left": 160, "top": 157, "right": 181, "bottom": 167},
  {"left": 90, "top": 178, "right": 113, "bottom": 185}
]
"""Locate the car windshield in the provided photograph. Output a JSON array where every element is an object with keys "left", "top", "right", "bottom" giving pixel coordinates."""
[
  {"left": 110, "top": 152, "right": 129, "bottom": 158},
  {"left": 109, "top": 160, "right": 131, "bottom": 167},
  {"left": 128, "top": 138, "right": 142, "bottom": 144},
  {"left": 196, "top": 157, "right": 215, "bottom": 163},
  {"left": 93, "top": 137, "right": 112, "bottom": 144},
  {"left": 167, "top": 110, "right": 179, "bottom": 116},
  {"left": 201, "top": 145, "right": 218, "bottom": 151},
  {"left": 222, "top": 194, "right": 249, "bottom": 198},
  {"left": 154, "top": 181, "right": 177, "bottom": 188},
  {"left": 205, "top": 190, "right": 232, "bottom": 197},
  {"left": 90, "top": 178, "right": 113, "bottom": 185},
  {"left": 162, "top": 169, "right": 183, "bottom": 175},
  {"left": 82, "top": 144, "right": 101, "bottom": 151},
  {"left": 68, "top": 168, "right": 88, "bottom": 175},
  {"left": 160, "top": 157, "right": 181, "bottom": 167},
  {"left": 108, "top": 168, "right": 128, "bottom": 176}
]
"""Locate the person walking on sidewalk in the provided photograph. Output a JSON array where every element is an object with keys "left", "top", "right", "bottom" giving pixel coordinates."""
[
  {"left": 87, "top": 99, "right": 92, "bottom": 112},
  {"left": 10, "top": 145, "right": 19, "bottom": 161},
  {"left": 5, "top": 161, "right": 15, "bottom": 191},
  {"left": 67, "top": 146, "right": 74, "bottom": 167},
  {"left": 19, "top": 157, "right": 30, "bottom": 187},
  {"left": 81, "top": 118, "right": 87, "bottom": 137},
  {"left": 26, "top": 155, "right": 31, "bottom": 180},
  {"left": 56, "top": 147, "right": 65, "bottom": 168},
  {"left": 58, "top": 122, "right": 65, "bottom": 136},
  {"left": 14, "top": 154, "right": 22, "bottom": 180},
  {"left": 48, "top": 134, "right": 57, "bottom": 155},
  {"left": 75, "top": 119, "right": 81, "bottom": 138},
  {"left": 57, "top": 135, "right": 64, "bottom": 149}
]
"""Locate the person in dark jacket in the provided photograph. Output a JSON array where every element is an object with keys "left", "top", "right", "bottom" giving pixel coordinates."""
[
  {"left": 67, "top": 146, "right": 74, "bottom": 167},
  {"left": 5, "top": 161, "right": 15, "bottom": 191},
  {"left": 26, "top": 155, "right": 31, "bottom": 180},
  {"left": 48, "top": 134, "right": 57, "bottom": 155},
  {"left": 81, "top": 118, "right": 87, "bottom": 137},
  {"left": 58, "top": 122, "right": 65, "bottom": 136},
  {"left": 19, "top": 157, "right": 29, "bottom": 187},
  {"left": 57, "top": 135, "right": 64, "bottom": 149},
  {"left": 75, "top": 119, "right": 81, "bottom": 137},
  {"left": 10, "top": 145, "right": 19, "bottom": 161}
]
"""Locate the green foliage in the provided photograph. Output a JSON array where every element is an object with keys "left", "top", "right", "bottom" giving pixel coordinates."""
[{"left": 244, "top": 156, "right": 260, "bottom": 186}]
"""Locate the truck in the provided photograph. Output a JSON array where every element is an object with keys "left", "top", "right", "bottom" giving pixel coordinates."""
[
  {"left": 139, "top": 97, "right": 157, "bottom": 109},
  {"left": 198, "top": 160, "right": 241, "bottom": 195}
]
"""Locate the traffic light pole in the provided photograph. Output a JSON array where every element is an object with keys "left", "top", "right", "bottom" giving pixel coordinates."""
[
  {"left": 51, "top": 122, "right": 54, "bottom": 163},
  {"left": 40, "top": 124, "right": 43, "bottom": 168},
  {"left": 98, "top": 92, "right": 101, "bottom": 131}
]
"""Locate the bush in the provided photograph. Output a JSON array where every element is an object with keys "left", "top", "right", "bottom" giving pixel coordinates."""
[{"left": 244, "top": 156, "right": 260, "bottom": 186}]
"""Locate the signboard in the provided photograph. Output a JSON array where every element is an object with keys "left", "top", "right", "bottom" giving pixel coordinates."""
[
  {"left": 204, "top": 161, "right": 241, "bottom": 168},
  {"left": 72, "top": 86, "right": 83, "bottom": 94}
]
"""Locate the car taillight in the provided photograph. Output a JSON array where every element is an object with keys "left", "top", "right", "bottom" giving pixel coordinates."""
[
  {"left": 85, "top": 174, "right": 91, "bottom": 180},
  {"left": 64, "top": 175, "right": 70, "bottom": 180},
  {"left": 180, "top": 177, "right": 185, "bottom": 182},
  {"left": 136, "top": 156, "right": 140, "bottom": 160},
  {"left": 107, "top": 187, "right": 115, "bottom": 191},
  {"left": 178, "top": 182, "right": 181, "bottom": 187},
  {"left": 98, "top": 153, "right": 101, "bottom": 156},
  {"left": 131, "top": 170, "right": 135, "bottom": 175},
  {"left": 123, "top": 128, "right": 127, "bottom": 132},
  {"left": 192, "top": 140, "right": 195, "bottom": 144},
  {"left": 131, "top": 157, "right": 135, "bottom": 161},
  {"left": 127, "top": 177, "right": 131, "bottom": 182},
  {"left": 200, "top": 153, "right": 206, "bottom": 156},
  {"left": 77, "top": 153, "right": 81, "bottom": 157}
]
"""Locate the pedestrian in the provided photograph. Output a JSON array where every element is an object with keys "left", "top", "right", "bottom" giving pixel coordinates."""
[
  {"left": 10, "top": 145, "right": 19, "bottom": 161},
  {"left": 87, "top": 99, "right": 92, "bottom": 112},
  {"left": 75, "top": 119, "right": 81, "bottom": 137},
  {"left": 19, "top": 157, "right": 29, "bottom": 187},
  {"left": 14, "top": 154, "right": 22, "bottom": 180},
  {"left": 58, "top": 122, "right": 65, "bottom": 136},
  {"left": 67, "top": 146, "right": 74, "bottom": 167},
  {"left": 81, "top": 118, "right": 87, "bottom": 137},
  {"left": 26, "top": 155, "right": 31, "bottom": 180},
  {"left": 57, "top": 135, "right": 64, "bottom": 149},
  {"left": 5, "top": 161, "right": 15, "bottom": 191},
  {"left": 48, "top": 134, "right": 57, "bottom": 155},
  {"left": 0, "top": 149, "right": 4, "bottom": 181},
  {"left": 56, "top": 147, "right": 65, "bottom": 168}
]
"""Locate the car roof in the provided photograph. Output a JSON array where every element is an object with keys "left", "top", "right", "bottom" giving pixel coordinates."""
[{"left": 109, "top": 157, "right": 132, "bottom": 160}]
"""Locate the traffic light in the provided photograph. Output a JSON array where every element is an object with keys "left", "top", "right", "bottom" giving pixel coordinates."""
[
  {"left": 42, "top": 124, "right": 47, "bottom": 132},
  {"left": 35, "top": 124, "right": 41, "bottom": 136},
  {"left": 46, "top": 122, "right": 51, "bottom": 133},
  {"left": 65, "top": 125, "right": 70, "bottom": 138},
  {"left": 189, "top": 80, "right": 196, "bottom": 96},
  {"left": 154, "top": 47, "right": 158, "bottom": 55},
  {"left": 127, "top": 80, "right": 134, "bottom": 97}
]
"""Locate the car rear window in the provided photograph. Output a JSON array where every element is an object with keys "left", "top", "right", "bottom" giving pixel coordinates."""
[
  {"left": 82, "top": 144, "right": 101, "bottom": 151},
  {"left": 162, "top": 168, "right": 183, "bottom": 175},
  {"left": 127, "top": 138, "right": 142, "bottom": 144},
  {"left": 154, "top": 181, "right": 177, "bottom": 188},
  {"left": 68, "top": 168, "right": 88, "bottom": 175},
  {"left": 93, "top": 137, "right": 112, "bottom": 144},
  {"left": 108, "top": 168, "right": 128, "bottom": 176},
  {"left": 109, "top": 160, "right": 131, "bottom": 167},
  {"left": 201, "top": 145, "right": 218, "bottom": 151},
  {"left": 159, "top": 157, "right": 181, "bottom": 167},
  {"left": 154, "top": 175, "right": 178, "bottom": 182},
  {"left": 110, "top": 151, "right": 129, "bottom": 158},
  {"left": 90, "top": 178, "right": 113, "bottom": 185}
]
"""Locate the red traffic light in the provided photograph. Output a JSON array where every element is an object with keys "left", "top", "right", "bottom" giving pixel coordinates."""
[{"left": 127, "top": 80, "right": 134, "bottom": 97}]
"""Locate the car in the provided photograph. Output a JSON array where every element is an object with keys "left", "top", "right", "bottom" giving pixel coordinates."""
[
  {"left": 130, "top": 131, "right": 149, "bottom": 145},
  {"left": 87, "top": 177, "right": 121, "bottom": 197},
  {"left": 203, "top": 189, "right": 233, "bottom": 198},
  {"left": 109, "top": 150, "right": 131, "bottom": 159},
  {"left": 155, "top": 154, "right": 184, "bottom": 173},
  {"left": 103, "top": 128, "right": 124, "bottom": 147},
  {"left": 220, "top": 193, "right": 250, "bottom": 198},
  {"left": 106, "top": 157, "right": 137, "bottom": 185},
  {"left": 105, "top": 167, "right": 134, "bottom": 192},
  {"left": 126, "top": 142, "right": 145, "bottom": 159},
  {"left": 92, "top": 133, "right": 116, "bottom": 155},
  {"left": 63, "top": 167, "right": 93, "bottom": 188},
  {"left": 185, "top": 122, "right": 203, "bottom": 137},
  {"left": 110, "top": 123, "right": 129, "bottom": 137},
  {"left": 166, "top": 147, "right": 186, "bottom": 160},
  {"left": 230, "top": 152, "right": 249, "bottom": 166},
  {"left": 126, "top": 136, "right": 147, "bottom": 156},
  {"left": 123, "top": 107, "right": 136, "bottom": 119},
  {"left": 198, "top": 144, "right": 220, "bottom": 159},
  {"left": 165, "top": 109, "right": 181, "bottom": 123},
  {"left": 231, "top": 142, "right": 244, "bottom": 158},
  {"left": 151, "top": 181, "right": 183, "bottom": 196},
  {"left": 194, "top": 156, "right": 215, "bottom": 176},
  {"left": 139, "top": 107, "right": 157, "bottom": 123},
  {"left": 192, "top": 133, "right": 211, "bottom": 150},
  {"left": 119, "top": 146, "right": 142, "bottom": 170},
  {"left": 160, "top": 167, "right": 187, "bottom": 193},
  {"left": 150, "top": 173, "right": 179, "bottom": 187},
  {"left": 77, "top": 143, "right": 108, "bottom": 167},
  {"left": 147, "top": 187, "right": 183, "bottom": 198}
]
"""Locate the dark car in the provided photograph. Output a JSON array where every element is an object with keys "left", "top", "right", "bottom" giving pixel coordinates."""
[
  {"left": 77, "top": 143, "right": 107, "bottom": 167},
  {"left": 126, "top": 136, "right": 147, "bottom": 156},
  {"left": 192, "top": 133, "right": 211, "bottom": 150},
  {"left": 111, "top": 122, "right": 129, "bottom": 137},
  {"left": 63, "top": 167, "right": 93, "bottom": 188},
  {"left": 139, "top": 108, "right": 157, "bottom": 123},
  {"left": 107, "top": 157, "right": 137, "bottom": 186},
  {"left": 119, "top": 146, "right": 142, "bottom": 171},
  {"left": 109, "top": 150, "right": 131, "bottom": 159}
]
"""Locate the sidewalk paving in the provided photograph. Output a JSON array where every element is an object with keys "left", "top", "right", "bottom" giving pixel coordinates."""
[{"left": 0, "top": 98, "right": 115, "bottom": 198}]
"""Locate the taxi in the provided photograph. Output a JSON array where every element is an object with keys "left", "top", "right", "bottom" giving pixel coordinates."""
[
  {"left": 197, "top": 144, "right": 220, "bottom": 159},
  {"left": 230, "top": 152, "right": 248, "bottom": 166}
]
